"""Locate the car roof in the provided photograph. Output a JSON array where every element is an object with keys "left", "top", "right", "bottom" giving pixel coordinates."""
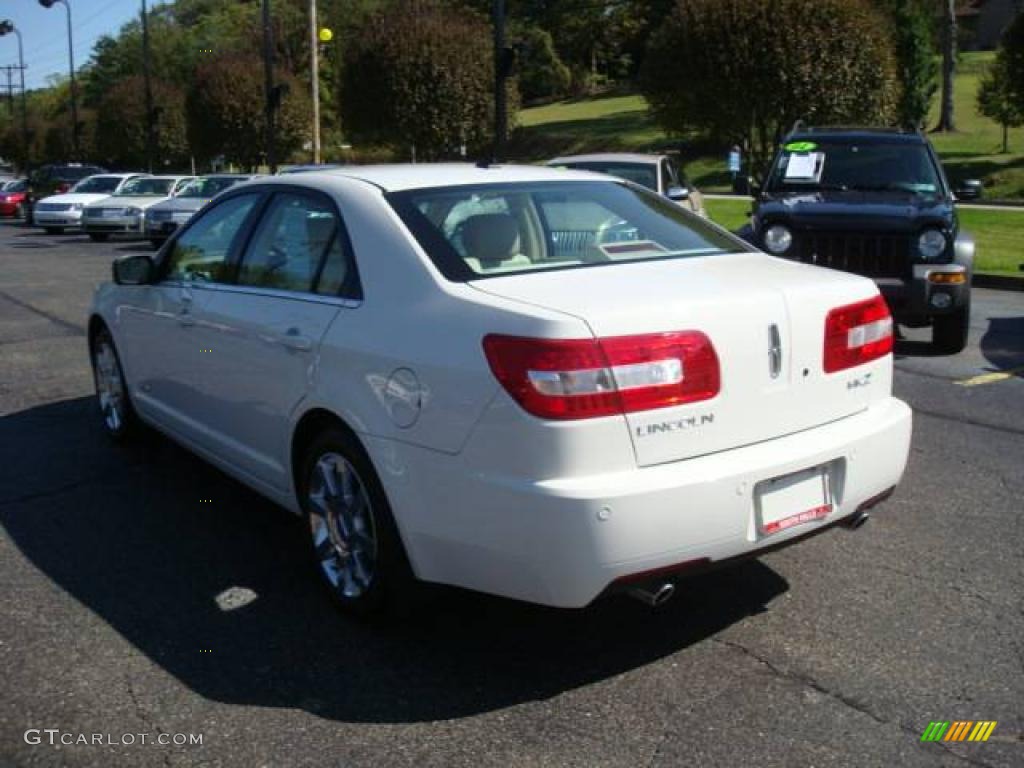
[
  {"left": 788, "top": 128, "right": 927, "bottom": 144},
  {"left": 547, "top": 153, "right": 664, "bottom": 166},
  {"left": 268, "top": 163, "right": 614, "bottom": 192}
]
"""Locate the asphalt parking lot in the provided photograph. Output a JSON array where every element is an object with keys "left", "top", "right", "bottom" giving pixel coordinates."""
[{"left": 1, "top": 220, "right": 1022, "bottom": 768}]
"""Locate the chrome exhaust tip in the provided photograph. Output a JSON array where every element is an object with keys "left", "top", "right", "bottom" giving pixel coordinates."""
[
  {"left": 844, "top": 511, "right": 870, "bottom": 530},
  {"left": 629, "top": 582, "right": 676, "bottom": 607}
]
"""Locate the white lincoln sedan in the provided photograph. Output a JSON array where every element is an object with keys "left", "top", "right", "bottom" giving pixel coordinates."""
[{"left": 89, "top": 165, "right": 912, "bottom": 613}]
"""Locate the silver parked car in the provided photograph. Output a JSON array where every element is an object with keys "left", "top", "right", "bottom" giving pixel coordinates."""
[
  {"left": 547, "top": 153, "right": 707, "bottom": 217},
  {"left": 144, "top": 174, "right": 260, "bottom": 247},
  {"left": 82, "top": 175, "right": 194, "bottom": 242}
]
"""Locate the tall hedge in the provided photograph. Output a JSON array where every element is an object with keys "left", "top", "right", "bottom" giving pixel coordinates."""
[
  {"left": 339, "top": 0, "right": 497, "bottom": 159},
  {"left": 641, "top": 0, "right": 899, "bottom": 179}
]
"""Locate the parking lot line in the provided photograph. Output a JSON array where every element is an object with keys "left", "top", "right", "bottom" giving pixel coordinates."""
[{"left": 954, "top": 365, "right": 1024, "bottom": 387}]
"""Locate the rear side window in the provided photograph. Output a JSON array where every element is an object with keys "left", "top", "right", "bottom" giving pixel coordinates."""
[
  {"left": 388, "top": 181, "right": 738, "bottom": 281},
  {"left": 235, "top": 192, "right": 354, "bottom": 295}
]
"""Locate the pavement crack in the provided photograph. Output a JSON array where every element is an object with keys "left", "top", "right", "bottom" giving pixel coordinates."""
[
  {"left": 0, "top": 288, "right": 87, "bottom": 336},
  {"left": 711, "top": 637, "right": 1000, "bottom": 768}
]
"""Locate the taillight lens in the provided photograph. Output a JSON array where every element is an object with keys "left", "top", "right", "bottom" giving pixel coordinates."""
[
  {"left": 482, "top": 331, "right": 720, "bottom": 421},
  {"left": 823, "top": 295, "right": 893, "bottom": 373},
  {"left": 56, "top": 183, "right": 70, "bottom": 193}
]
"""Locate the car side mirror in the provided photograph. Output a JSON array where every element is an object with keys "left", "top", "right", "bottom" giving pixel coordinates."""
[
  {"left": 113, "top": 254, "right": 154, "bottom": 285},
  {"left": 954, "top": 179, "right": 982, "bottom": 201},
  {"left": 666, "top": 185, "right": 690, "bottom": 202}
]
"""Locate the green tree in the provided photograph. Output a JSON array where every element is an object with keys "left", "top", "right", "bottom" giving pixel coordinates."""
[
  {"left": 513, "top": 24, "right": 572, "bottom": 104},
  {"left": 641, "top": 0, "right": 899, "bottom": 181},
  {"left": 187, "top": 54, "right": 310, "bottom": 169},
  {"left": 94, "top": 76, "right": 189, "bottom": 169},
  {"left": 1001, "top": 10, "right": 1024, "bottom": 113},
  {"left": 340, "top": 0, "right": 497, "bottom": 159},
  {"left": 879, "top": 0, "right": 938, "bottom": 129},
  {"left": 977, "top": 52, "right": 1023, "bottom": 153}
]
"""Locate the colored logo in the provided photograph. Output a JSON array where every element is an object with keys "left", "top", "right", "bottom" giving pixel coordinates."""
[
  {"left": 921, "top": 721, "right": 997, "bottom": 742},
  {"left": 783, "top": 141, "right": 818, "bottom": 152}
]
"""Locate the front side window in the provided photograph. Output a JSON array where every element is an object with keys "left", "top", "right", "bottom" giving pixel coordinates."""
[
  {"left": 236, "top": 192, "right": 342, "bottom": 293},
  {"left": 117, "top": 178, "right": 175, "bottom": 196},
  {"left": 72, "top": 176, "right": 122, "bottom": 194},
  {"left": 767, "top": 141, "right": 943, "bottom": 195},
  {"left": 163, "top": 193, "right": 260, "bottom": 283},
  {"left": 389, "top": 181, "right": 739, "bottom": 280}
]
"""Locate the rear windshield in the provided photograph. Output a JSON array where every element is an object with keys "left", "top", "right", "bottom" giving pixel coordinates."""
[
  {"left": 388, "top": 181, "right": 738, "bottom": 281},
  {"left": 552, "top": 162, "right": 658, "bottom": 191},
  {"left": 179, "top": 177, "right": 245, "bottom": 198},
  {"left": 116, "top": 178, "right": 175, "bottom": 196},
  {"left": 72, "top": 175, "right": 123, "bottom": 194}
]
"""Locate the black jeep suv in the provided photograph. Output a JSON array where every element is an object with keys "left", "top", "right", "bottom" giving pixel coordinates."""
[{"left": 740, "top": 128, "right": 973, "bottom": 353}]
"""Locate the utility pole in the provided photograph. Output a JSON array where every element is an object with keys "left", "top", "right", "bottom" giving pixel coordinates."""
[
  {"left": 262, "top": 0, "right": 277, "bottom": 173},
  {"left": 0, "top": 21, "right": 29, "bottom": 174},
  {"left": 141, "top": 0, "right": 154, "bottom": 172},
  {"left": 492, "top": 0, "right": 507, "bottom": 162},
  {"left": 2, "top": 65, "right": 13, "bottom": 115},
  {"left": 39, "top": 0, "right": 80, "bottom": 157},
  {"left": 309, "top": 0, "right": 320, "bottom": 164},
  {"left": 936, "top": 0, "right": 957, "bottom": 132}
]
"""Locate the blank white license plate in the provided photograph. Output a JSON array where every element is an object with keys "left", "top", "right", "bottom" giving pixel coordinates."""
[{"left": 756, "top": 465, "right": 833, "bottom": 536}]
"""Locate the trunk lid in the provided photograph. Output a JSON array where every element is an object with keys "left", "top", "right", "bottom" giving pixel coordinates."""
[{"left": 471, "top": 252, "right": 887, "bottom": 466}]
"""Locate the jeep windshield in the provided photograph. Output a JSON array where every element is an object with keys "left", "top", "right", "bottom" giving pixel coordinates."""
[{"left": 766, "top": 140, "right": 943, "bottom": 196}]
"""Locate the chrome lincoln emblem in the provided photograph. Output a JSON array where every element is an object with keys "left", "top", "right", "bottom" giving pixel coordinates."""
[{"left": 768, "top": 323, "right": 782, "bottom": 378}]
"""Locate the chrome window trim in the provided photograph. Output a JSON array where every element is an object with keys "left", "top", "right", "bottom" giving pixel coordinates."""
[{"left": 158, "top": 278, "right": 362, "bottom": 309}]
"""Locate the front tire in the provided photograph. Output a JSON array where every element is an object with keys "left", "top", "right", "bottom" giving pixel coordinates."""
[
  {"left": 933, "top": 303, "right": 970, "bottom": 354},
  {"left": 299, "top": 427, "right": 415, "bottom": 616},
  {"left": 149, "top": 238, "right": 165, "bottom": 249},
  {"left": 44, "top": 226, "right": 63, "bottom": 235},
  {"left": 90, "top": 329, "right": 137, "bottom": 441},
  {"left": 88, "top": 233, "right": 110, "bottom": 242}
]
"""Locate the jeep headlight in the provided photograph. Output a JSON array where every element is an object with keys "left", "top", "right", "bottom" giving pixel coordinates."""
[
  {"left": 763, "top": 224, "right": 792, "bottom": 254},
  {"left": 917, "top": 228, "right": 946, "bottom": 260}
]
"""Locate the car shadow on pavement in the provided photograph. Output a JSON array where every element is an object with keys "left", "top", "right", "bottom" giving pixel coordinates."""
[
  {"left": 979, "top": 316, "right": 1024, "bottom": 375},
  {"left": 0, "top": 396, "right": 790, "bottom": 724}
]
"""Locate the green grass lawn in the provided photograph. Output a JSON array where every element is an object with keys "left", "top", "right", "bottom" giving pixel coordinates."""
[
  {"left": 514, "top": 52, "right": 1024, "bottom": 199},
  {"left": 705, "top": 198, "right": 1022, "bottom": 276}
]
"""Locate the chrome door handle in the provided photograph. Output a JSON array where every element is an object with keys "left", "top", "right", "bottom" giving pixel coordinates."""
[{"left": 280, "top": 328, "right": 312, "bottom": 351}]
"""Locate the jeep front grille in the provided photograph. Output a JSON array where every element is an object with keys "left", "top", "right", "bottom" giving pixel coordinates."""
[{"left": 793, "top": 232, "right": 909, "bottom": 278}]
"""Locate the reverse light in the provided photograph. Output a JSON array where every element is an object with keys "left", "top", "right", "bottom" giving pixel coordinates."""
[
  {"left": 823, "top": 295, "right": 894, "bottom": 373},
  {"left": 483, "top": 332, "right": 720, "bottom": 420}
]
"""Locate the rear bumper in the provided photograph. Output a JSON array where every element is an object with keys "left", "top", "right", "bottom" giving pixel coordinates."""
[{"left": 371, "top": 397, "right": 913, "bottom": 608}]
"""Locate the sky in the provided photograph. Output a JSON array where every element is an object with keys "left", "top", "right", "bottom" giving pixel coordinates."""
[{"left": 1, "top": 0, "right": 143, "bottom": 90}]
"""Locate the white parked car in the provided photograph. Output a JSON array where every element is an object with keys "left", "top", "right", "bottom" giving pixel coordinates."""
[
  {"left": 82, "top": 175, "right": 195, "bottom": 241},
  {"left": 32, "top": 173, "right": 149, "bottom": 233},
  {"left": 548, "top": 152, "right": 707, "bottom": 217},
  {"left": 89, "top": 164, "right": 911, "bottom": 613}
]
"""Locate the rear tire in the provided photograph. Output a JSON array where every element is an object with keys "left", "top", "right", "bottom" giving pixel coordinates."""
[
  {"left": 90, "top": 328, "right": 138, "bottom": 441},
  {"left": 44, "top": 226, "right": 63, "bottom": 235},
  {"left": 933, "top": 303, "right": 970, "bottom": 354},
  {"left": 88, "top": 233, "right": 110, "bottom": 242},
  {"left": 299, "top": 427, "right": 416, "bottom": 616}
]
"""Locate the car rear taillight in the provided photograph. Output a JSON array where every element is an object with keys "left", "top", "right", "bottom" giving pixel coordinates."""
[
  {"left": 56, "top": 183, "right": 70, "bottom": 193},
  {"left": 482, "top": 332, "right": 720, "bottom": 421},
  {"left": 823, "top": 295, "right": 893, "bottom": 373}
]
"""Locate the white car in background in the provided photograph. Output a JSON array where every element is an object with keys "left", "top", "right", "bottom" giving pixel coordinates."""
[
  {"left": 33, "top": 173, "right": 149, "bottom": 234},
  {"left": 548, "top": 152, "right": 708, "bottom": 217},
  {"left": 89, "top": 164, "right": 910, "bottom": 614},
  {"left": 82, "top": 175, "right": 195, "bottom": 241}
]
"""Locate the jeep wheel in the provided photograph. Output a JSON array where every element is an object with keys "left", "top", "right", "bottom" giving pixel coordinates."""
[{"left": 933, "top": 303, "right": 970, "bottom": 355}]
